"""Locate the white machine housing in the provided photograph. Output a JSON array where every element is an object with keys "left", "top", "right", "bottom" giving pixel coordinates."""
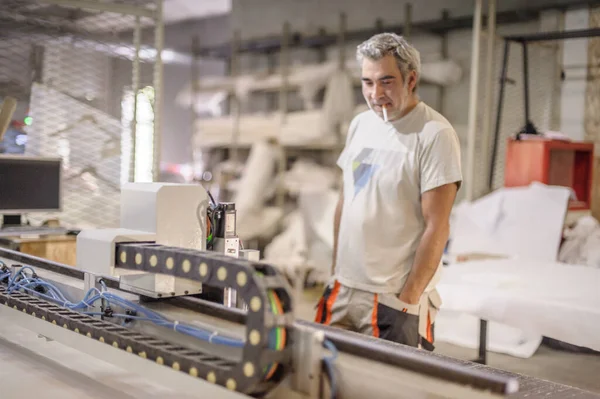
[{"left": 76, "top": 183, "right": 209, "bottom": 297}]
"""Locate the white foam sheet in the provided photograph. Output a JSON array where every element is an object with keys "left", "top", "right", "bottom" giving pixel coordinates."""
[
  {"left": 435, "top": 258, "right": 600, "bottom": 357},
  {"left": 449, "top": 183, "right": 571, "bottom": 262}
]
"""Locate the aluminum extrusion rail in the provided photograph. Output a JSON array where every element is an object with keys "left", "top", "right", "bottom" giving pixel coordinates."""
[{"left": 169, "top": 296, "right": 519, "bottom": 396}]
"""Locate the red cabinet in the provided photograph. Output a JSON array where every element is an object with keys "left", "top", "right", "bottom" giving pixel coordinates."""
[{"left": 504, "top": 137, "right": 595, "bottom": 210}]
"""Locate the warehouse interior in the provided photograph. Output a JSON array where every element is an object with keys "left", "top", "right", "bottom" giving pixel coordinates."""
[{"left": 0, "top": 0, "right": 599, "bottom": 398}]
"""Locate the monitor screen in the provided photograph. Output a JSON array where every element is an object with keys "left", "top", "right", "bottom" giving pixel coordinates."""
[{"left": 0, "top": 155, "right": 61, "bottom": 212}]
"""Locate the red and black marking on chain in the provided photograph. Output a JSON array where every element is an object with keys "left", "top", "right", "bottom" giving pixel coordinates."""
[{"left": 114, "top": 242, "right": 294, "bottom": 395}]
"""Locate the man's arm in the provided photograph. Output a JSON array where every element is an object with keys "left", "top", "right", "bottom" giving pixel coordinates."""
[
  {"left": 331, "top": 182, "right": 344, "bottom": 274},
  {"left": 398, "top": 182, "right": 458, "bottom": 304}
]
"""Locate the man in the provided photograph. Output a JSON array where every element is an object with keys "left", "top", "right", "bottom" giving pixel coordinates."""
[{"left": 314, "top": 33, "right": 462, "bottom": 351}]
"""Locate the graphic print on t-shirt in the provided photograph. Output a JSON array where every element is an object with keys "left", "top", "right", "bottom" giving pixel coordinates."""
[{"left": 352, "top": 148, "right": 379, "bottom": 198}]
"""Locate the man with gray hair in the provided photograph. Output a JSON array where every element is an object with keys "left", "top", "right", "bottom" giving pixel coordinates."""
[{"left": 315, "top": 33, "right": 462, "bottom": 351}]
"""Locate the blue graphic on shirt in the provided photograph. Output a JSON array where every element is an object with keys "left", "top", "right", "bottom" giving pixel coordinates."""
[{"left": 352, "top": 148, "right": 379, "bottom": 197}]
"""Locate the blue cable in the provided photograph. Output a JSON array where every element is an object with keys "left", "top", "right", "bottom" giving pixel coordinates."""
[
  {"left": 322, "top": 339, "right": 338, "bottom": 399},
  {"left": 2, "top": 265, "right": 245, "bottom": 348}
]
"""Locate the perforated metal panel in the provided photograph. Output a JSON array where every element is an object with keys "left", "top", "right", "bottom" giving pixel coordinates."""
[
  {"left": 489, "top": 39, "right": 560, "bottom": 191},
  {"left": 0, "top": 0, "right": 162, "bottom": 228},
  {"left": 469, "top": 36, "right": 560, "bottom": 199}
]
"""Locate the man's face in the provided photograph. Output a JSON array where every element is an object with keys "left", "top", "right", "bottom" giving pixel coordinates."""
[{"left": 361, "top": 54, "right": 415, "bottom": 121}]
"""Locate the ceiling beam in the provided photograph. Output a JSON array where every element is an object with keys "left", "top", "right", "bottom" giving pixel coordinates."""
[
  {"left": 193, "top": 0, "right": 600, "bottom": 59},
  {"left": 36, "top": 0, "right": 156, "bottom": 19},
  {"left": 193, "top": 9, "right": 539, "bottom": 58},
  {"left": 504, "top": 27, "right": 600, "bottom": 42}
]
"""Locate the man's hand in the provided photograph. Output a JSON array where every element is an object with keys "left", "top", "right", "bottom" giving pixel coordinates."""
[
  {"left": 398, "top": 288, "right": 421, "bottom": 305},
  {"left": 331, "top": 182, "right": 344, "bottom": 275},
  {"left": 398, "top": 182, "right": 458, "bottom": 304}
]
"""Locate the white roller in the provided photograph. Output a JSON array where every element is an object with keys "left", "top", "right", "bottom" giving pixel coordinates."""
[
  {"left": 233, "top": 140, "right": 279, "bottom": 213},
  {"left": 320, "top": 69, "right": 356, "bottom": 136},
  {"left": 193, "top": 106, "right": 366, "bottom": 148},
  {"left": 179, "top": 58, "right": 464, "bottom": 113},
  {"left": 419, "top": 59, "right": 464, "bottom": 86}
]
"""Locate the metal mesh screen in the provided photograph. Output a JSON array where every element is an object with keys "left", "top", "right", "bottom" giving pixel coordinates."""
[
  {"left": 0, "top": 0, "right": 160, "bottom": 229},
  {"left": 470, "top": 36, "right": 561, "bottom": 199}
]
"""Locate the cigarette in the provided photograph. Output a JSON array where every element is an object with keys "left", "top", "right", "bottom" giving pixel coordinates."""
[{"left": 382, "top": 105, "right": 388, "bottom": 122}]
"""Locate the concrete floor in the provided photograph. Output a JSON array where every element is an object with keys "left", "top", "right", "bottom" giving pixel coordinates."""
[{"left": 296, "top": 286, "right": 600, "bottom": 395}]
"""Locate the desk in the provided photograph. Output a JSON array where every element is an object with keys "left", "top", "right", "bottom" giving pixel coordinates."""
[{"left": 0, "top": 235, "right": 76, "bottom": 266}]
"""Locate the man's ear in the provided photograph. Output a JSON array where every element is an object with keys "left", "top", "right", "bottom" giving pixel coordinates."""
[{"left": 407, "top": 70, "right": 418, "bottom": 92}]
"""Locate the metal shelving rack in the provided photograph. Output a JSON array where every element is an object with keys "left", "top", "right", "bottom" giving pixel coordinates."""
[
  {"left": 186, "top": 2, "right": 568, "bottom": 228},
  {"left": 190, "top": 13, "right": 354, "bottom": 212}
]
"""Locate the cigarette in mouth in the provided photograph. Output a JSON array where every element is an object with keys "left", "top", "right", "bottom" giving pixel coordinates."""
[{"left": 382, "top": 105, "right": 388, "bottom": 122}]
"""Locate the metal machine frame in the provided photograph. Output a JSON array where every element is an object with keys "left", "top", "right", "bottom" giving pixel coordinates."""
[
  {"left": 1, "top": 181, "right": 596, "bottom": 398},
  {"left": 0, "top": 246, "right": 519, "bottom": 398},
  {"left": 3, "top": 245, "right": 598, "bottom": 398}
]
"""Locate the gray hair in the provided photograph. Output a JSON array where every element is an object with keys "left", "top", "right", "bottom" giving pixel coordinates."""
[{"left": 356, "top": 32, "right": 421, "bottom": 92}]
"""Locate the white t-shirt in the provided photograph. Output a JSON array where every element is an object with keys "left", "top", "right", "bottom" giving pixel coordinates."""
[{"left": 335, "top": 101, "right": 462, "bottom": 294}]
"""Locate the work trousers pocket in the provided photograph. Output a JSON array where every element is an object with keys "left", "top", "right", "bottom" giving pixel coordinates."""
[
  {"left": 375, "top": 295, "right": 420, "bottom": 347},
  {"left": 314, "top": 280, "right": 341, "bottom": 325}
]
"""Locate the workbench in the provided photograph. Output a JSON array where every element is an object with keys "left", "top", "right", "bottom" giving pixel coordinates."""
[{"left": 0, "top": 234, "right": 76, "bottom": 266}]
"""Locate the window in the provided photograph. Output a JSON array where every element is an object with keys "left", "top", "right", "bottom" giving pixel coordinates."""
[{"left": 121, "top": 86, "right": 155, "bottom": 183}]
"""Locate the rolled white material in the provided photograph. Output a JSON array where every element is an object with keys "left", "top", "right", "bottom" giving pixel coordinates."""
[
  {"left": 233, "top": 140, "right": 279, "bottom": 213},
  {"left": 383, "top": 105, "right": 388, "bottom": 122},
  {"left": 194, "top": 106, "right": 366, "bottom": 148},
  {"left": 320, "top": 69, "right": 355, "bottom": 135},
  {"left": 419, "top": 59, "right": 464, "bottom": 86}
]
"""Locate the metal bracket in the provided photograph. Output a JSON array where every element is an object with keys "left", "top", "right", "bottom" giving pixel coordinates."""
[
  {"left": 10, "top": 265, "right": 20, "bottom": 278},
  {"left": 83, "top": 272, "right": 104, "bottom": 293},
  {"left": 291, "top": 324, "right": 325, "bottom": 398}
]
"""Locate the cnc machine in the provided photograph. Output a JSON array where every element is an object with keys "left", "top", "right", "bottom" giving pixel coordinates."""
[{"left": 0, "top": 183, "right": 592, "bottom": 399}]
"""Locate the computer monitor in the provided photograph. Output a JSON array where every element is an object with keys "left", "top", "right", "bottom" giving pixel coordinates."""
[{"left": 0, "top": 155, "right": 61, "bottom": 226}]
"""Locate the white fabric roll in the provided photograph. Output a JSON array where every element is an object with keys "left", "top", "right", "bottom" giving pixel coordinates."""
[
  {"left": 320, "top": 69, "right": 356, "bottom": 137},
  {"left": 233, "top": 140, "right": 279, "bottom": 213}
]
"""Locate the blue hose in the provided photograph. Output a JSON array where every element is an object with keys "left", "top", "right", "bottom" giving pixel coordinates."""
[{"left": 2, "top": 265, "right": 245, "bottom": 348}]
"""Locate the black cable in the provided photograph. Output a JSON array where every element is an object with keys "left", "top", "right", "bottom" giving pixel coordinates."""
[{"left": 206, "top": 188, "right": 217, "bottom": 207}]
